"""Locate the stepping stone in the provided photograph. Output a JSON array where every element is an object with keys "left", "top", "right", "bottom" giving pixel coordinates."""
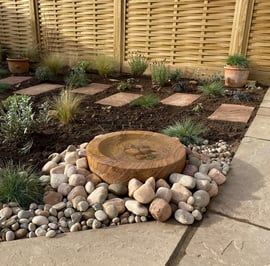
[
  {"left": 15, "top": 83, "right": 63, "bottom": 96},
  {"left": 72, "top": 83, "right": 111, "bottom": 95},
  {"left": 96, "top": 92, "right": 142, "bottom": 107},
  {"left": 161, "top": 93, "right": 200, "bottom": 106},
  {"left": 208, "top": 104, "right": 254, "bottom": 123},
  {"left": 0, "top": 76, "right": 32, "bottom": 85}
]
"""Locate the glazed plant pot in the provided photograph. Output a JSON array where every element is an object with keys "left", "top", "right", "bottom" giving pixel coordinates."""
[
  {"left": 224, "top": 65, "right": 249, "bottom": 88},
  {"left": 7, "top": 57, "right": 29, "bottom": 74}
]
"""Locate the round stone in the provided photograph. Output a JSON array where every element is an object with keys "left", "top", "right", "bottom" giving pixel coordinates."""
[
  {"left": 155, "top": 187, "right": 172, "bottom": 202},
  {"left": 196, "top": 179, "right": 211, "bottom": 191},
  {"left": 174, "top": 209, "right": 194, "bottom": 225},
  {"left": 42, "top": 161, "right": 58, "bottom": 174},
  {"left": 70, "top": 223, "right": 81, "bottom": 232},
  {"left": 183, "top": 164, "right": 198, "bottom": 177},
  {"left": 43, "top": 191, "right": 63, "bottom": 205},
  {"left": 125, "top": 200, "right": 148, "bottom": 216},
  {"left": 92, "top": 219, "right": 102, "bottom": 229},
  {"left": 103, "top": 198, "right": 126, "bottom": 214},
  {"left": 0, "top": 207, "right": 12, "bottom": 219},
  {"left": 5, "top": 231, "right": 15, "bottom": 241},
  {"left": 71, "top": 212, "right": 82, "bottom": 223},
  {"left": 155, "top": 179, "right": 170, "bottom": 189},
  {"left": 128, "top": 178, "right": 143, "bottom": 197},
  {"left": 85, "top": 181, "right": 95, "bottom": 194},
  {"left": 149, "top": 198, "right": 172, "bottom": 222},
  {"left": 208, "top": 168, "right": 226, "bottom": 185},
  {"left": 15, "top": 228, "right": 28, "bottom": 239},
  {"left": 69, "top": 174, "right": 86, "bottom": 186},
  {"left": 67, "top": 186, "right": 88, "bottom": 201},
  {"left": 171, "top": 183, "right": 192, "bottom": 203},
  {"left": 77, "top": 201, "right": 89, "bottom": 212},
  {"left": 192, "top": 210, "right": 203, "bottom": 221},
  {"left": 46, "top": 230, "right": 57, "bottom": 238},
  {"left": 32, "top": 216, "right": 49, "bottom": 226},
  {"left": 193, "top": 190, "right": 210, "bottom": 208},
  {"left": 108, "top": 184, "right": 128, "bottom": 196},
  {"left": 94, "top": 210, "right": 108, "bottom": 221},
  {"left": 103, "top": 204, "right": 118, "bottom": 219},
  {"left": 178, "top": 201, "right": 194, "bottom": 212},
  {"left": 58, "top": 183, "right": 72, "bottom": 196},
  {"left": 87, "top": 186, "right": 108, "bottom": 205},
  {"left": 133, "top": 183, "right": 155, "bottom": 204},
  {"left": 18, "top": 210, "right": 33, "bottom": 219}
]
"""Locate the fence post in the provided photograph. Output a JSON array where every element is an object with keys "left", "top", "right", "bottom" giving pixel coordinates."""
[
  {"left": 229, "top": 0, "right": 255, "bottom": 55},
  {"left": 29, "top": 0, "right": 40, "bottom": 47},
  {"left": 114, "top": 0, "right": 125, "bottom": 72}
]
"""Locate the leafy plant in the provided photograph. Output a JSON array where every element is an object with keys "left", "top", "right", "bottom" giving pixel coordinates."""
[
  {"left": 0, "top": 161, "right": 43, "bottom": 208},
  {"left": 225, "top": 54, "right": 249, "bottom": 68},
  {"left": 117, "top": 81, "right": 132, "bottom": 91},
  {"left": 0, "top": 82, "right": 12, "bottom": 93},
  {"left": 162, "top": 119, "right": 205, "bottom": 146},
  {"left": 198, "top": 81, "right": 225, "bottom": 96},
  {"left": 95, "top": 54, "right": 116, "bottom": 78},
  {"left": 50, "top": 89, "right": 84, "bottom": 125},
  {"left": 35, "top": 66, "right": 53, "bottom": 81},
  {"left": 169, "top": 69, "right": 181, "bottom": 82},
  {"left": 192, "top": 102, "right": 204, "bottom": 113},
  {"left": 129, "top": 95, "right": 160, "bottom": 108},
  {"left": 65, "top": 63, "right": 88, "bottom": 88},
  {"left": 42, "top": 53, "right": 67, "bottom": 75},
  {"left": 172, "top": 80, "right": 189, "bottom": 92},
  {"left": 0, "top": 68, "right": 9, "bottom": 78},
  {"left": 150, "top": 60, "right": 170, "bottom": 87},
  {"left": 128, "top": 52, "right": 149, "bottom": 77},
  {"left": 0, "top": 95, "right": 50, "bottom": 152}
]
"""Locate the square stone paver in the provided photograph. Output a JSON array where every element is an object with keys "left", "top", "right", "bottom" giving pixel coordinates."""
[
  {"left": 96, "top": 92, "right": 142, "bottom": 107},
  {"left": 245, "top": 115, "right": 270, "bottom": 140},
  {"left": 208, "top": 104, "right": 254, "bottom": 123},
  {"left": 72, "top": 83, "right": 111, "bottom": 95},
  {"left": 16, "top": 83, "right": 63, "bottom": 96},
  {"left": 161, "top": 93, "right": 201, "bottom": 106},
  {"left": 180, "top": 214, "right": 270, "bottom": 265},
  {"left": 0, "top": 76, "right": 32, "bottom": 85}
]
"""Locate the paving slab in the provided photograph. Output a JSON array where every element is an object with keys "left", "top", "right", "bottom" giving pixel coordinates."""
[
  {"left": 257, "top": 107, "right": 270, "bottom": 116},
  {"left": 208, "top": 103, "right": 254, "bottom": 123},
  {"left": 72, "top": 83, "right": 111, "bottom": 95},
  {"left": 15, "top": 83, "right": 63, "bottom": 96},
  {"left": 0, "top": 76, "right": 32, "bottom": 85},
  {"left": 0, "top": 221, "right": 188, "bottom": 266},
  {"left": 245, "top": 115, "right": 270, "bottom": 140},
  {"left": 96, "top": 92, "right": 142, "bottom": 107},
  {"left": 161, "top": 93, "right": 200, "bottom": 106},
  {"left": 209, "top": 137, "right": 270, "bottom": 228},
  {"left": 179, "top": 214, "right": 270, "bottom": 266}
]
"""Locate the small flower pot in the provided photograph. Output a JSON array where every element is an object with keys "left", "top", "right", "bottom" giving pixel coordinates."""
[
  {"left": 7, "top": 57, "right": 29, "bottom": 74},
  {"left": 224, "top": 65, "right": 249, "bottom": 88}
]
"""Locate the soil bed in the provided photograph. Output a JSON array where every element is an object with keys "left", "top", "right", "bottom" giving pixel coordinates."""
[{"left": 0, "top": 72, "right": 267, "bottom": 169}]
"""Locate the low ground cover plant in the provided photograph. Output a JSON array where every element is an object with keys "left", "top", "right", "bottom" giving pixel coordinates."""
[
  {"left": 162, "top": 118, "right": 205, "bottom": 146},
  {"left": 0, "top": 161, "right": 43, "bottom": 208},
  {"left": 198, "top": 81, "right": 225, "bottom": 96},
  {"left": 41, "top": 53, "right": 67, "bottom": 76},
  {"left": 0, "top": 82, "right": 12, "bottom": 93},
  {"left": 65, "top": 62, "right": 89, "bottom": 88},
  {"left": 95, "top": 54, "right": 116, "bottom": 78},
  {"left": 128, "top": 52, "right": 149, "bottom": 77},
  {"left": 129, "top": 95, "right": 160, "bottom": 108}
]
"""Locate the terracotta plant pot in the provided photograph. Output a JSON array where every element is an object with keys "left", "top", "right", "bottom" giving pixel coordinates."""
[
  {"left": 7, "top": 57, "right": 29, "bottom": 74},
  {"left": 224, "top": 65, "right": 249, "bottom": 88}
]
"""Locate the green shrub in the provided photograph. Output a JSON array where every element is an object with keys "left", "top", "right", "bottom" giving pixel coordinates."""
[
  {"left": 169, "top": 69, "right": 181, "bottom": 82},
  {"left": 0, "top": 95, "right": 50, "bottom": 152},
  {"left": 42, "top": 53, "right": 67, "bottom": 75},
  {"left": 150, "top": 61, "right": 170, "bottom": 87},
  {"left": 162, "top": 119, "right": 205, "bottom": 146},
  {"left": 225, "top": 54, "right": 249, "bottom": 68},
  {"left": 50, "top": 89, "right": 84, "bottom": 125},
  {"left": 95, "top": 54, "right": 116, "bottom": 78},
  {"left": 0, "top": 68, "right": 9, "bottom": 78},
  {"left": 35, "top": 66, "right": 53, "bottom": 81},
  {"left": 129, "top": 95, "right": 160, "bottom": 108},
  {"left": 65, "top": 62, "right": 89, "bottom": 88},
  {"left": 0, "top": 161, "right": 43, "bottom": 208},
  {"left": 0, "top": 82, "right": 12, "bottom": 92},
  {"left": 198, "top": 81, "right": 225, "bottom": 96},
  {"left": 117, "top": 81, "right": 132, "bottom": 91},
  {"left": 128, "top": 52, "right": 149, "bottom": 77}
]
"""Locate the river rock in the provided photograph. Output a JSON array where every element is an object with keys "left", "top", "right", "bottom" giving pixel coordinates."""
[
  {"left": 72, "top": 196, "right": 87, "bottom": 209},
  {"left": 64, "top": 207, "right": 75, "bottom": 218},
  {"left": 199, "top": 163, "right": 210, "bottom": 174},
  {"left": 58, "top": 183, "right": 72, "bottom": 196},
  {"left": 76, "top": 157, "right": 88, "bottom": 169},
  {"left": 70, "top": 222, "right": 81, "bottom": 232},
  {"left": 69, "top": 174, "right": 86, "bottom": 186},
  {"left": 155, "top": 187, "right": 172, "bottom": 202},
  {"left": 174, "top": 209, "right": 194, "bottom": 225},
  {"left": 15, "top": 228, "right": 28, "bottom": 239},
  {"left": 32, "top": 216, "right": 49, "bottom": 226},
  {"left": 35, "top": 227, "right": 47, "bottom": 237},
  {"left": 172, "top": 173, "right": 196, "bottom": 189},
  {"left": 92, "top": 219, "right": 102, "bottom": 229},
  {"left": 77, "top": 201, "right": 89, "bottom": 212},
  {"left": 87, "top": 186, "right": 108, "bottom": 205},
  {"left": 149, "top": 198, "right": 172, "bottom": 222},
  {"left": 193, "top": 190, "right": 210, "bottom": 208},
  {"left": 183, "top": 164, "right": 198, "bottom": 177},
  {"left": 50, "top": 170, "right": 67, "bottom": 189},
  {"left": 145, "top": 176, "right": 156, "bottom": 190},
  {"left": 64, "top": 164, "right": 77, "bottom": 177},
  {"left": 208, "top": 161, "right": 221, "bottom": 171},
  {"left": 67, "top": 186, "right": 87, "bottom": 201},
  {"left": 207, "top": 181, "right": 219, "bottom": 197},
  {"left": 64, "top": 151, "right": 79, "bottom": 165},
  {"left": 188, "top": 156, "right": 201, "bottom": 168},
  {"left": 133, "top": 183, "right": 155, "bottom": 204},
  {"left": 43, "top": 191, "right": 63, "bottom": 205},
  {"left": 53, "top": 202, "right": 66, "bottom": 211},
  {"left": 125, "top": 200, "right": 148, "bottom": 216},
  {"left": 108, "top": 184, "right": 128, "bottom": 196},
  {"left": 48, "top": 153, "right": 62, "bottom": 163},
  {"left": 18, "top": 210, "right": 34, "bottom": 220},
  {"left": 171, "top": 183, "right": 192, "bottom": 203},
  {"left": 196, "top": 179, "right": 211, "bottom": 191},
  {"left": 192, "top": 209, "right": 203, "bottom": 221},
  {"left": 128, "top": 178, "right": 143, "bottom": 197},
  {"left": 85, "top": 181, "right": 95, "bottom": 194},
  {"left": 194, "top": 172, "right": 212, "bottom": 181},
  {"left": 155, "top": 179, "right": 170, "bottom": 189},
  {"left": 103, "top": 198, "right": 126, "bottom": 214},
  {"left": 103, "top": 204, "right": 118, "bottom": 219},
  {"left": 0, "top": 207, "right": 13, "bottom": 219},
  {"left": 71, "top": 212, "right": 82, "bottom": 223},
  {"left": 5, "top": 231, "right": 15, "bottom": 241},
  {"left": 178, "top": 201, "right": 194, "bottom": 212},
  {"left": 95, "top": 210, "right": 108, "bottom": 221},
  {"left": 208, "top": 168, "right": 226, "bottom": 185},
  {"left": 42, "top": 161, "right": 58, "bottom": 174},
  {"left": 46, "top": 230, "right": 57, "bottom": 238},
  {"left": 82, "top": 209, "right": 95, "bottom": 220},
  {"left": 86, "top": 173, "right": 102, "bottom": 186}
]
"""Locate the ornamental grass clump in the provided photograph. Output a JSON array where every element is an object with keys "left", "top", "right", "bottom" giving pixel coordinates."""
[
  {"left": 128, "top": 52, "right": 149, "bottom": 77},
  {"left": 95, "top": 54, "right": 116, "bottom": 78},
  {"left": 50, "top": 89, "right": 84, "bottom": 125},
  {"left": 42, "top": 53, "right": 67, "bottom": 76},
  {"left": 0, "top": 161, "right": 43, "bottom": 208},
  {"left": 198, "top": 81, "right": 225, "bottom": 96},
  {"left": 150, "top": 60, "right": 170, "bottom": 87},
  {"left": 162, "top": 118, "right": 205, "bottom": 146},
  {"left": 129, "top": 95, "right": 160, "bottom": 108}
]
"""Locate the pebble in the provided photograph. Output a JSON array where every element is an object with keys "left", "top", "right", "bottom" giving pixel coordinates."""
[
  {"left": 72, "top": 196, "right": 86, "bottom": 209},
  {"left": 48, "top": 153, "right": 62, "bottom": 163},
  {"left": 71, "top": 212, "right": 82, "bottom": 223},
  {"left": 5, "top": 231, "right": 15, "bottom": 241},
  {"left": 32, "top": 216, "right": 49, "bottom": 226},
  {"left": 69, "top": 174, "right": 86, "bottom": 186},
  {"left": 67, "top": 186, "right": 87, "bottom": 201},
  {"left": 15, "top": 228, "right": 28, "bottom": 239},
  {"left": 76, "top": 157, "right": 88, "bottom": 169},
  {"left": 128, "top": 178, "right": 143, "bottom": 197},
  {"left": 174, "top": 209, "right": 194, "bottom": 225},
  {"left": 103, "top": 204, "right": 118, "bottom": 219},
  {"left": 95, "top": 210, "right": 108, "bottom": 221},
  {"left": 133, "top": 183, "right": 155, "bottom": 204},
  {"left": 46, "top": 230, "right": 57, "bottom": 238},
  {"left": 196, "top": 179, "right": 211, "bottom": 191},
  {"left": 103, "top": 198, "right": 126, "bottom": 214},
  {"left": 58, "top": 183, "right": 72, "bottom": 196},
  {"left": 64, "top": 164, "right": 77, "bottom": 177},
  {"left": 87, "top": 186, "right": 108, "bottom": 205},
  {"left": 193, "top": 190, "right": 210, "bottom": 208},
  {"left": 192, "top": 210, "right": 203, "bottom": 221},
  {"left": 207, "top": 181, "right": 219, "bottom": 197},
  {"left": 92, "top": 219, "right": 102, "bottom": 229},
  {"left": 178, "top": 201, "right": 194, "bottom": 212},
  {"left": 155, "top": 187, "right": 172, "bottom": 202},
  {"left": 50, "top": 173, "right": 68, "bottom": 189},
  {"left": 85, "top": 181, "right": 95, "bottom": 194},
  {"left": 145, "top": 176, "right": 156, "bottom": 191},
  {"left": 171, "top": 183, "right": 192, "bottom": 203},
  {"left": 53, "top": 202, "right": 66, "bottom": 211},
  {"left": 42, "top": 161, "right": 58, "bottom": 174},
  {"left": 128, "top": 214, "right": 135, "bottom": 223},
  {"left": 28, "top": 223, "right": 36, "bottom": 232},
  {"left": 77, "top": 201, "right": 89, "bottom": 212},
  {"left": 169, "top": 173, "right": 196, "bottom": 189},
  {"left": 208, "top": 168, "right": 226, "bottom": 185},
  {"left": 155, "top": 179, "right": 170, "bottom": 189},
  {"left": 149, "top": 198, "right": 172, "bottom": 222},
  {"left": 108, "top": 184, "right": 128, "bottom": 196},
  {"left": 183, "top": 164, "right": 198, "bottom": 177},
  {"left": 70, "top": 223, "right": 81, "bottom": 232},
  {"left": 125, "top": 200, "right": 148, "bottom": 216},
  {"left": 64, "top": 151, "right": 79, "bottom": 165},
  {"left": 194, "top": 172, "right": 211, "bottom": 181},
  {"left": 0, "top": 207, "right": 13, "bottom": 219}
]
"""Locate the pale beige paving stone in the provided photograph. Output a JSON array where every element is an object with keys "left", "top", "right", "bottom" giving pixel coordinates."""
[
  {"left": 208, "top": 103, "right": 254, "bottom": 123},
  {"left": 0, "top": 76, "right": 32, "bottom": 85},
  {"left": 179, "top": 214, "right": 270, "bottom": 266},
  {"left": 256, "top": 107, "right": 270, "bottom": 116},
  {"left": 96, "top": 92, "right": 142, "bottom": 107},
  {"left": 161, "top": 93, "right": 201, "bottom": 107},
  {"left": 15, "top": 83, "right": 63, "bottom": 96},
  {"left": 72, "top": 83, "right": 111, "bottom": 95}
]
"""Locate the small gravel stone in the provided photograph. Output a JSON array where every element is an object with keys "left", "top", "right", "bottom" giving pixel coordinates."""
[
  {"left": 133, "top": 183, "right": 155, "bottom": 204},
  {"left": 0, "top": 207, "right": 13, "bottom": 219},
  {"left": 174, "top": 209, "right": 194, "bottom": 225},
  {"left": 187, "top": 196, "right": 195, "bottom": 205},
  {"left": 193, "top": 190, "right": 210, "bottom": 208},
  {"left": 192, "top": 210, "right": 203, "bottom": 221},
  {"left": 92, "top": 219, "right": 102, "bottom": 229},
  {"left": 28, "top": 223, "right": 36, "bottom": 232},
  {"left": 178, "top": 201, "right": 194, "bottom": 212},
  {"left": 70, "top": 223, "right": 81, "bottom": 232},
  {"left": 46, "top": 230, "right": 57, "bottom": 238},
  {"left": 32, "top": 216, "right": 49, "bottom": 226},
  {"left": 85, "top": 181, "right": 95, "bottom": 194},
  {"left": 108, "top": 184, "right": 128, "bottom": 196},
  {"left": 128, "top": 214, "right": 135, "bottom": 223},
  {"left": 35, "top": 227, "right": 47, "bottom": 237},
  {"left": 5, "top": 231, "right": 15, "bottom": 241},
  {"left": 71, "top": 212, "right": 82, "bottom": 223},
  {"left": 95, "top": 210, "right": 108, "bottom": 221},
  {"left": 53, "top": 202, "right": 66, "bottom": 211},
  {"left": 155, "top": 187, "right": 172, "bottom": 202},
  {"left": 77, "top": 201, "right": 89, "bottom": 212},
  {"left": 125, "top": 200, "right": 148, "bottom": 216}
]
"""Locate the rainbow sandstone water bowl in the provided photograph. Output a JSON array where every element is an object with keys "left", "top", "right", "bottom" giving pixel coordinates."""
[{"left": 86, "top": 130, "right": 186, "bottom": 184}]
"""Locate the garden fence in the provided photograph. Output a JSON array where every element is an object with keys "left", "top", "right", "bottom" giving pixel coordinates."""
[{"left": 0, "top": 0, "right": 270, "bottom": 84}]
